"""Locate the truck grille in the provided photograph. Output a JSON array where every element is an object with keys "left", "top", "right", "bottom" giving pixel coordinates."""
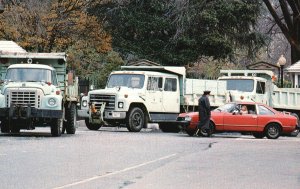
[
  {"left": 11, "top": 91, "right": 36, "bottom": 107},
  {"left": 89, "top": 94, "right": 116, "bottom": 111}
]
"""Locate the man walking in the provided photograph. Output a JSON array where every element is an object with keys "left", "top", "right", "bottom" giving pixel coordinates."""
[{"left": 197, "top": 90, "right": 211, "bottom": 136}]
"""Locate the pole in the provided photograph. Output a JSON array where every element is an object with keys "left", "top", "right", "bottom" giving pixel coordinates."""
[{"left": 280, "top": 65, "right": 284, "bottom": 87}]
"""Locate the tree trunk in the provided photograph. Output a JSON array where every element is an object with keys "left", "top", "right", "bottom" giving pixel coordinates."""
[{"left": 291, "top": 14, "right": 300, "bottom": 64}]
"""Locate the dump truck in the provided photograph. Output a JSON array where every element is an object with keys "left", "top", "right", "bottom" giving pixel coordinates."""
[
  {"left": 78, "top": 65, "right": 227, "bottom": 132},
  {"left": 0, "top": 52, "right": 79, "bottom": 136}
]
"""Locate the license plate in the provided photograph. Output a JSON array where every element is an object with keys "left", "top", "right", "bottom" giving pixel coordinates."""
[{"left": 112, "top": 112, "right": 121, "bottom": 117}]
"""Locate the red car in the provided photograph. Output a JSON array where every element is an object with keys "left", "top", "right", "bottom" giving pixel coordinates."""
[{"left": 178, "top": 102, "right": 299, "bottom": 139}]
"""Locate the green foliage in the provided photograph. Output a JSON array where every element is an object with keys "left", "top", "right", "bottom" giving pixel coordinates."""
[
  {"left": 95, "top": 51, "right": 125, "bottom": 88},
  {"left": 91, "top": 0, "right": 265, "bottom": 65}
]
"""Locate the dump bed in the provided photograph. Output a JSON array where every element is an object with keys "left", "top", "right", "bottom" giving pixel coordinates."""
[
  {"left": 183, "top": 79, "right": 228, "bottom": 108},
  {"left": 271, "top": 86, "right": 300, "bottom": 110}
]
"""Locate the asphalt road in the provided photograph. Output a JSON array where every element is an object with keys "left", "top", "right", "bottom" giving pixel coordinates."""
[{"left": 0, "top": 122, "right": 299, "bottom": 189}]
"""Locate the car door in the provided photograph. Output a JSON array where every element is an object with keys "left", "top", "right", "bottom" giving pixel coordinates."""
[
  {"left": 222, "top": 104, "right": 258, "bottom": 132},
  {"left": 256, "top": 105, "right": 276, "bottom": 132}
]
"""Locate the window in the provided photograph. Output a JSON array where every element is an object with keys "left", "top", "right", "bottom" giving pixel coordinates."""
[
  {"left": 258, "top": 105, "right": 275, "bottom": 115},
  {"left": 223, "top": 79, "right": 254, "bottom": 92},
  {"left": 147, "top": 77, "right": 163, "bottom": 91},
  {"left": 107, "top": 74, "right": 145, "bottom": 89},
  {"left": 164, "top": 78, "right": 177, "bottom": 92},
  {"left": 256, "top": 81, "right": 265, "bottom": 94}
]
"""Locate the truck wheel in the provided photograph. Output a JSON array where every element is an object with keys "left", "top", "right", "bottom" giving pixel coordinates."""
[
  {"left": 265, "top": 123, "right": 281, "bottom": 139},
  {"left": 290, "top": 113, "right": 299, "bottom": 137},
  {"left": 159, "top": 123, "right": 181, "bottom": 133},
  {"left": 51, "top": 118, "right": 62, "bottom": 137},
  {"left": 0, "top": 120, "right": 10, "bottom": 133},
  {"left": 85, "top": 118, "right": 102, "bottom": 130},
  {"left": 65, "top": 103, "right": 76, "bottom": 134},
  {"left": 127, "top": 107, "right": 144, "bottom": 132}
]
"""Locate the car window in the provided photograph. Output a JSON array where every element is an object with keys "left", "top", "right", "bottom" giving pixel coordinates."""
[
  {"left": 238, "top": 104, "right": 256, "bottom": 114},
  {"left": 256, "top": 81, "right": 265, "bottom": 94},
  {"left": 258, "top": 105, "right": 274, "bottom": 115},
  {"left": 147, "top": 76, "right": 163, "bottom": 91}
]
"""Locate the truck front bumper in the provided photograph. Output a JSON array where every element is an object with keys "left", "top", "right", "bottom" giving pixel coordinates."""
[
  {"left": 104, "top": 111, "right": 126, "bottom": 119},
  {"left": 0, "top": 106, "right": 62, "bottom": 119}
]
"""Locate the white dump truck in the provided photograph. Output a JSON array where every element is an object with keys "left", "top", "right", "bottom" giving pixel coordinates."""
[
  {"left": 78, "top": 65, "right": 227, "bottom": 132},
  {"left": 0, "top": 52, "right": 79, "bottom": 136}
]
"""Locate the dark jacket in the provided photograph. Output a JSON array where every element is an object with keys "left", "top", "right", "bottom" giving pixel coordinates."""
[{"left": 198, "top": 95, "right": 211, "bottom": 129}]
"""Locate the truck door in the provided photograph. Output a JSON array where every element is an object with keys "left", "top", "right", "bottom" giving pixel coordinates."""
[
  {"left": 162, "top": 77, "right": 180, "bottom": 113},
  {"left": 145, "top": 76, "right": 163, "bottom": 112},
  {"left": 255, "top": 81, "right": 267, "bottom": 104}
]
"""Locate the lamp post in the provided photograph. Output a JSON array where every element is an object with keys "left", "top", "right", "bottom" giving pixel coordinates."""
[
  {"left": 276, "top": 61, "right": 280, "bottom": 83},
  {"left": 278, "top": 55, "right": 286, "bottom": 87}
]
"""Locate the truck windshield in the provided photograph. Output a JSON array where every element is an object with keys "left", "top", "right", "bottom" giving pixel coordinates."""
[
  {"left": 107, "top": 74, "right": 145, "bottom": 89},
  {"left": 5, "top": 68, "right": 56, "bottom": 85},
  {"left": 225, "top": 79, "right": 254, "bottom": 92}
]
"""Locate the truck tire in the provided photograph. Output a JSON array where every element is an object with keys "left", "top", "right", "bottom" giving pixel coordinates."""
[
  {"left": 265, "top": 123, "right": 281, "bottom": 139},
  {"left": 0, "top": 120, "right": 10, "bottom": 133},
  {"left": 65, "top": 103, "right": 76, "bottom": 134},
  {"left": 290, "top": 113, "right": 299, "bottom": 137},
  {"left": 85, "top": 118, "right": 102, "bottom": 130},
  {"left": 159, "top": 123, "right": 181, "bottom": 133},
  {"left": 51, "top": 118, "right": 62, "bottom": 137},
  {"left": 126, "top": 107, "right": 144, "bottom": 132}
]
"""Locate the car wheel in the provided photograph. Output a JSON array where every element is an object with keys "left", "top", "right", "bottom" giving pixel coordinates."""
[
  {"left": 199, "top": 122, "right": 214, "bottom": 137},
  {"left": 85, "top": 118, "right": 102, "bottom": 130},
  {"left": 51, "top": 118, "right": 62, "bottom": 137},
  {"left": 159, "top": 123, "right": 181, "bottom": 133},
  {"left": 265, "top": 123, "right": 281, "bottom": 139},
  {"left": 126, "top": 107, "right": 144, "bottom": 132},
  {"left": 253, "top": 132, "right": 265, "bottom": 139}
]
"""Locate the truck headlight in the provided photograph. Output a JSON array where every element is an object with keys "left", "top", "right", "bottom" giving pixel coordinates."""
[
  {"left": 82, "top": 100, "right": 87, "bottom": 107},
  {"left": 118, "top": 102, "right": 124, "bottom": 108},
  {"left": 184, "top": 115, "right": 192, "bottom": 121},
  {"left": 48, "top": 98, "right": 56, "bottom": 106}
]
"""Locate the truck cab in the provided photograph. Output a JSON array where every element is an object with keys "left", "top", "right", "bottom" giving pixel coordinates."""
[{"left": 218, "top": 70, "right": 274, "bottom": 105}]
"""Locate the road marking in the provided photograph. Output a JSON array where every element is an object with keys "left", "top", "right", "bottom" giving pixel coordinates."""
[{"left": 53, "top": 153, "right": 177, "bottom": 189}]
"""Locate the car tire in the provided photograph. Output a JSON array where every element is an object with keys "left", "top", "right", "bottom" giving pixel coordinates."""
[
  {"left": 51, "top": 118, "right": 62, "bottom": 137},
  {"left": 65, "top": 103, "right": 76, "bottom": 134},
  {"left": 159, "top": 123, "right": 181, "bottom": 133},
  {"left": 253, "top": 132, "right": 265, "bottom": 139},
  {"left": 265, "top": 123, "right": 281, "bottom": 139},
  {"left": 126, "top": 107, "right": 144, "bottom": 132},
  {"left": 199, "top": 122, "right": 214, "bottom": 137},
  {"left": 85, "top": 118, "right": 102, "bottom": 130}
]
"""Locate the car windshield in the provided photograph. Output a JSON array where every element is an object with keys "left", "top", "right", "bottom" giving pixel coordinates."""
[
  {"left": 222, "top": 79, "right": 254, "bottom": 92},
  {"left": 214, "top": 103, "right": 236, "bottom": 113},
  {"left": 5, "top": 68, "right": 54, "bottom": 84},
  {"left": 107, "top": 74, "right": 145, "bottom": 89}
]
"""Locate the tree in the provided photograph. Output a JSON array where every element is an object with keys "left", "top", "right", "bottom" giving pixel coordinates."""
[
  {"left": 262, "top": 0, "right": 300, "bottom": 64},
  {"left": 91, "top": 0, "right": 265, "bottom": 65},
  {"left": 0, "top": 0, "right": 119, "bottom": 82}
]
